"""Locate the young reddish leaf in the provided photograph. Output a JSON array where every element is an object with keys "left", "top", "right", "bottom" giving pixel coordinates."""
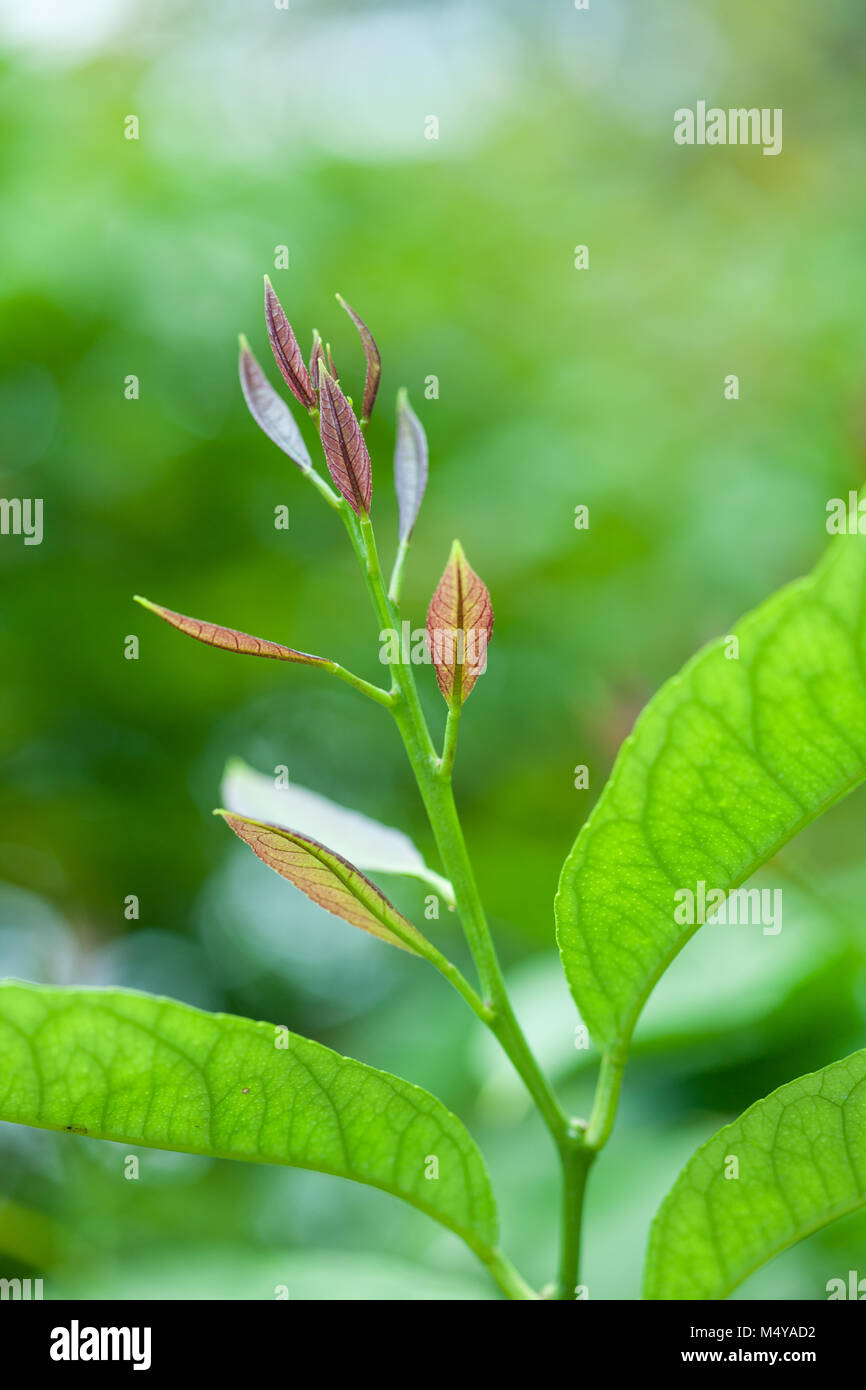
[
  {"left": 336, "top": 294, "right": 381, "bottom": 424},
  {"left": 317, "top": 364, "right": 372, "bottom": 514},
  {"left": 426, "top": 541, "right": 494, "bottom": 708},
  {"left": 394, "top": 388, "right": 428, "bottom": 541},
  {"left": 215, "top": 812, "right": 431, "bottom": 955},
  {"left": 238, "top": 335, "right": 312, "bottom": 472},
  {"left": 134, "top": 596, "right": 333, "bottom": 667},
  {"left": 310, "top": 329, "right": 325, "bottom": 390},
  {"left": 264, "top": 276, "right": 316, "bottom": 409}
]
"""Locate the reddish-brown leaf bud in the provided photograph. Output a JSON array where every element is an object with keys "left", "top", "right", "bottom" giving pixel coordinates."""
[
  {"left": 310, "top": 329, "right": 325, "bottom": 391},
  {"left": 426, "top": 541, "right": 494, "bottom": 708},
  {"left": 317, "top": 364, "right": 372, "bottom": 514},
  {"left": 336, "top": 294, "right": 381, "bottom": 424},
  {"left": 264, "top": 276, "right": 316, "bottom": 409}
]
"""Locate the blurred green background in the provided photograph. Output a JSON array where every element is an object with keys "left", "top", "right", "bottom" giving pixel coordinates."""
[{"left": 2, "top": 0, "right": 866, "bottom": 1300}]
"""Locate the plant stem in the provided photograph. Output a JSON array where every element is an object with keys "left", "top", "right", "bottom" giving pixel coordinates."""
[
  {"left": 329, "top": 662, "right": 395, "bottom": 708},
  {"left": 342, "top": 501, "right": 591, "bottom": 1296},
  {"left": 439, "top": 707, "right": 461, "bottom": 777},
  {"left": 550, "top": 1052, "right": 626, "bottom": 1299},
  {"left": 388, "top": 537, "right": 410, "bottom": 602},
  {"left": 418, "top": 942, "right": 493, "bottom": 1024},
  {"left": 482, "top": 1249, "right": 542, "bottom": 1301},
  {"left": 348, "top": 508, "right": 572, "bottom": 1135},
  {"left": 554, "top": 1138, "right": 594, "bottom": 1300},
  {"left": 585, "top": 1052, "right": 625, "bottom": 1152}
]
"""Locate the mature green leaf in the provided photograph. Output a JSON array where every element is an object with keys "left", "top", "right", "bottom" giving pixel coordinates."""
[
  {"left": 222, "top": 758, "right": 455, "bottom": 903},
  {"left": 644, "top": 1048, "right": 866, "bottom": 1299},
  {"left": 556, "top": 530, "right": 866, "bottom": 1054},
  {"left": 215, "top": 810, "right": 433, "bottom": 954},
  {"left": 0, "top": 982, "right": 498, "bottom": 1257}
]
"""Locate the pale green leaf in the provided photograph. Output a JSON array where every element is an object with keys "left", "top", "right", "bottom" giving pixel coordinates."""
[
  {"left": 556, "top": 530, "right": 866, "bottom": 1054},
  {"left": 0, "top": 982, "right": 498, "bottom": 1258},
  {"left": 644, "top": 1048, "right": 866, "bottom": 1299}
]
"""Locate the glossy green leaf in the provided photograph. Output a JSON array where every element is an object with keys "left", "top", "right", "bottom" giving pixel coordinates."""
[
  {"left": 215, "top": 810, "right": 433, "bottom": 954},
  {"left": 644, "top": 1048, "right": 866, "bottom": 1299},
  {"left": 0, "top": 982, "right": 498, "bottom": 1258},
  {"left": 556, "top": 529, "right": 866, "bottom": 1054}
]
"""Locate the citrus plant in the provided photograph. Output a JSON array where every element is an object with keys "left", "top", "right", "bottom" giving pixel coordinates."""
[{"left": 3, "top": 281, "right": 866, "bottom": 1299}]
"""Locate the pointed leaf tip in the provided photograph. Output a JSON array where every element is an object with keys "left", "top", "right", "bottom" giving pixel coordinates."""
[
  {"left": 264, "top": 279, "right": 316, "bottom": 409},
  {"left": 317, "top": 365, "right": 372, "bottom": 514},
  {"left": 217, "top": 811, "right": 431, "bottom": 954},
  {"left": 239, "top": 338, "right": 312, "bottom": 471},
  {"left": 310, "top": 329, "right": 325, "bottom": 390},
  {"left": 136, "top": 596, "right": 333, "bottom": 666},
  {"left": 336, "top": 294, "right": 381, "bottom": 424},
  {"left": 426, "top": 543, "right": 494, "bottom": 708},
  {"left": 394, "top": 389, "right": 429, "bottom": 541}
]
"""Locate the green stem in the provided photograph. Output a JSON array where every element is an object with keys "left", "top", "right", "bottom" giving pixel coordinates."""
[
  {"left": 482, "top": 1249, "right": 542, "bottom": 1301},
  {"left": 549, "top": 1052, "right": 626, "bottom": 1299},
  {"left": 585, "top": 1052, "right": 625, "bottom": 1152},
  {"left": 554, "top": 1138, "right": 594, "bottom": 1300},
  {"left": 439, "top": 706, "right": 461, "bottom": 776},
  {"left": 340, "top": 500, "right": 583, "bottom": 1297},
  {"left": 329, "top": 663, "right": 395, "bottom": 708},
  {"left": 388, "top": 537, "right": 410, "bottom": 603},
  {"left": 417, "top": 941, "right": 493, "bottom": 1024},
  {"left": 347, "top": 506, "right": 570, "bottom": 1141}
]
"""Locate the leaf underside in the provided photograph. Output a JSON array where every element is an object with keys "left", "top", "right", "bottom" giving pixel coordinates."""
[
  {"left": 556, "top": 528, "right": 866, "bottom": 1054},
  {"left": 644, "top": 1048, "right": 866, "bottom": 1299},
  {"left": 238, "top": 337, "right": 312, "bottom": 471},
  {"left": 135, "top": 597, "right": 331, "bottom": 666},
  {"left": 0, "top": 983, "right": 498, "bottom": 1257},
  {"left": 217, "top": 811, "right": 430, "bottom": 954},
  {"left": 394, "top": 389, "right": 429, "bottom": 542}
]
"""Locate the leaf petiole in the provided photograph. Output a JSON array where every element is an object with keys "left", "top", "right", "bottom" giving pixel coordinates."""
[
  {"left": 329, "top": 663, "right": 396, "bottom": 708},
  {"left": 439, "top": 706, "right": 461, "bottom": 777},
  {"left": 388, "top": 537, "right": 410, "bottom": 603}
]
